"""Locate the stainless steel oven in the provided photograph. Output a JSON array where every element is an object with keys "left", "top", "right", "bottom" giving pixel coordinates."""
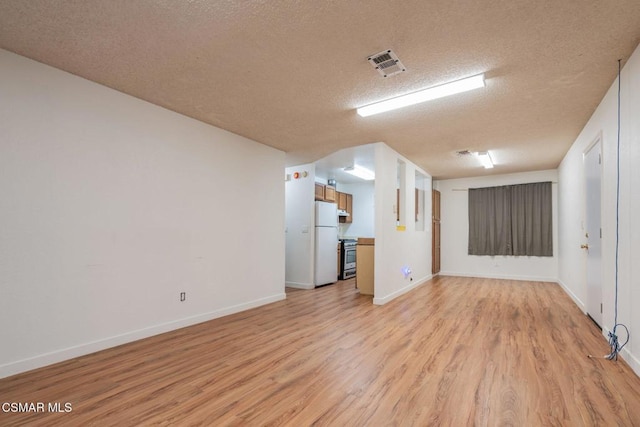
[{"left": 340, "top": 239, "right": 357, "bottom": 279}]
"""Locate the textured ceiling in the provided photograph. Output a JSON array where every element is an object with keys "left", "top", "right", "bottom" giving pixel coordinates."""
[{"left": 1, "top": 1, "right": 640, "bottom": 179}]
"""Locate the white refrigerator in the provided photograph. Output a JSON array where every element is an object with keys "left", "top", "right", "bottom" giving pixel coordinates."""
[{"left": 314, "top": 201, "right": 338, "bottom": 286}]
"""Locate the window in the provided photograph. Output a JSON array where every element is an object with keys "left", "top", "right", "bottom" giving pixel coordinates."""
[{"left": 468, "top": 182, "right": 552, "bottom": 256}]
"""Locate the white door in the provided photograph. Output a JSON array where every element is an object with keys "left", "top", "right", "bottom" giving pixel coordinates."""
[{"left": 585, "top": 139, "right": 602, "bottom": 328}]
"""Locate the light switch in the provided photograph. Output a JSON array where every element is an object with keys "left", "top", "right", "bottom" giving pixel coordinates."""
[{"left": 301, "top": 226, "right": 309, "bottom": 234}]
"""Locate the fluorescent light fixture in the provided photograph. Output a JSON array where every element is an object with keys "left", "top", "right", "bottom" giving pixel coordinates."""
[
  {"left": 357, "top": 73, "right": 485, "bottom": 117},
  {"left": 475, "top": 151, "right": 494, "bottom": 169},
  {"left": 344, "top": 165, "right": 375, "bottom": 180}
]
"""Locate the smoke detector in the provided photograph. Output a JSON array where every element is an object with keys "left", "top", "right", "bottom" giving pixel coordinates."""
[{"left": 367, "top": 49, "right": 406, "bottom": 78}]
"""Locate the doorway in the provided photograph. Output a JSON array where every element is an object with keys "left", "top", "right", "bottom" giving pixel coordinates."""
[
  {"left": 584, "top": 137, "right": 602, "bottom": 328},
  {"left": 432, "top": 189, "right": 441, "bottom": 275}
]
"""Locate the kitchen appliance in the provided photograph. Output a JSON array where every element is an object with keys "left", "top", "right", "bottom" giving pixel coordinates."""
[
  {"left": 314, "top": 201, "right": 338, "bottom": 286},
  {"left": 340, "top": 238, "right": 357, "bottom": 280}
]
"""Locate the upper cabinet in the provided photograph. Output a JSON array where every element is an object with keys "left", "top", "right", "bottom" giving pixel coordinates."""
[
  {"left": 338, "top": 191, "right": 353, "bottom": 224},
  {"left": 324, "top": 185, "right": 336, "bottom": 202},
  {"left": 315, "top": 182, "right": 337, "bottom": 202},
  {"left": 345, "top": 193, "right": 353, "bottom": 223},
  {"left": 315, "top": 183, "right": 325, "bottom": 201},
  {"left": 337, "top": 192, "right": 347, "bottom": 210}
]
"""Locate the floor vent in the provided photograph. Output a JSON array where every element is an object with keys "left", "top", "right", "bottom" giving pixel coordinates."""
[{"left": 367, "top": 49, "right": 406, "bottom": 78}]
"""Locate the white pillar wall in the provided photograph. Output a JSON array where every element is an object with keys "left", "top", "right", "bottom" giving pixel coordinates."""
[{"left": 373, "top": 143, "right": 432, "bottom": 305}]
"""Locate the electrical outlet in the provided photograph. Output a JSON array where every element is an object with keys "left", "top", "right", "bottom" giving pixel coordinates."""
[{"left": 180, "top": 292, "right": 186, "bottom": 302}]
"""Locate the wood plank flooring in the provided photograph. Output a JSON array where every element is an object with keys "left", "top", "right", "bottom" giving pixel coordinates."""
[{"left": 2, "top": 276, "right": 640, "bottom": 426}]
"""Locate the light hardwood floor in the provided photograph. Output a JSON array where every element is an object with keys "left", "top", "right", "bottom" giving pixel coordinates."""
[{"left": 1, "top": 276, "right": 640, "bottom": 426}]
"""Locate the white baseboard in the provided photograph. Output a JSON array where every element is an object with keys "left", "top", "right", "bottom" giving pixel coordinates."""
[
  {"left": 285, "top": 281, "right": 314, "bottom": 290},
  {"left": 373, "top": 275, "right": 432, "bottom": 305},
  {"left": 438, "top": 271, "right": 557, "bottom": 283},
  {"left": 0, "top": 293, "right": 286, "bottom": 379},
  {"left": 621, "top": 347, "right": 640, "bottom": 377},
  {"left": 556, "top": 278, "right": 586, "bottom": 313}
]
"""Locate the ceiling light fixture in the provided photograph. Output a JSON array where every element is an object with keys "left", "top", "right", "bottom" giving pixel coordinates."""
[
  {"left": 356, "top": 73, "right": 486, "bottom": 117},
  {"left": 344, "top": 165, "right": 375, "bottom": 180},
  {"left": 475, "top": 151, "right": 494, "bottom": 169}
]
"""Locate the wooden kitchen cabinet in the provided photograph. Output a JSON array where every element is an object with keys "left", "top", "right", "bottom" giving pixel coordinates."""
[
  {"left": 316, "top": 182, "right": 337, "bottom": 202},
  {"left": 324, "top": 185, "right": 336, "bottom": 202},
  {"left": 315, "top": 183, "right": 325, "bottom": 201},
  {"left": 337, "top": 192, "right": 347, "bottom": 210},
  {"left": 345, "top": 193, "right": 352, "bottom": 223},
  {"left": 339, "top": 193, "right": 353, "bottom": 224},
  {"left": 356, "top": 238, "right": 374, "bottom": 295}
]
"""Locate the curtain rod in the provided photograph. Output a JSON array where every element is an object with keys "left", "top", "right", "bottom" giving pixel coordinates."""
[{"left": 450, "top": 181, "right": 558, "bottom": 191}]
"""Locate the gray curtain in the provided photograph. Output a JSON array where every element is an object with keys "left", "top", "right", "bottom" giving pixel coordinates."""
[
  {"left": 468, "top": 182, "right": 552, "bottom": 256},
  {"left": 468, "top": 186, "right": 511, "bottom": 255}
]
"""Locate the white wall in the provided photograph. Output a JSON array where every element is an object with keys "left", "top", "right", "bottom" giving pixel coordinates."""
[
  {"left": 337, "top": 182, "right": 375, "bottom": 238},
  {"left": 558, "top": 44, "right": 640, "bottom": 375},
  {"left": 285, "top": 164, "right": 315, "bottom": 289},
  {"left": 435, "top": 170, "right": 559, "bottom": 282},
  {"left": 0, "top": 49, "right": 286, "bottom": 378},
  {"left": 373, "top": 143, "right": 432, "bottom": 304}
]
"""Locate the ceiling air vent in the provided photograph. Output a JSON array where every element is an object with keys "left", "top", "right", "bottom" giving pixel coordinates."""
[
  {"left": 367, "top": 49, "right": 406, "bottom": 78},
  {"left": 456, "top": 150, "right": 472, "bottom": 157}
]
